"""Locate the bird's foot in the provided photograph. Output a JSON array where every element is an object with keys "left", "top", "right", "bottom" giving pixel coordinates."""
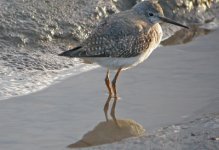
[{"left": 113, "top": 96, "right": 121, "bottom": 100}]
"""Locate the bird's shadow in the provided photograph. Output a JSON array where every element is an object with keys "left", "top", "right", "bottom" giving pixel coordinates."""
[{"left": 67, "top": 119, "right": 145, "bottom": 148}]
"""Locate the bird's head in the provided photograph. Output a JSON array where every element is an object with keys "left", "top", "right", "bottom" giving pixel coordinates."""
[{"left": 133, "top": 0, "right": 189, "bottom": 29}]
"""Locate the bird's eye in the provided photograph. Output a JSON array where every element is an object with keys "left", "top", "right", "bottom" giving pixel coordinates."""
[{"left": 148, "top": 12, "right": 154, "bottom": 16}]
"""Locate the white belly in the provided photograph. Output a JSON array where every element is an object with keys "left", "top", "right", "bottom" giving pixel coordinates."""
[
  {"left": 84, "top": 45, "right": 157, "bottom": 70},
  {"left": 86, "top": 56, "right": 146, "bottom": 70}
]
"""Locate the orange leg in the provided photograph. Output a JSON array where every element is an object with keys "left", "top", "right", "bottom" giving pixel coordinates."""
[{"left": 110, "top": 68, "right": 122, "bottom": 126}]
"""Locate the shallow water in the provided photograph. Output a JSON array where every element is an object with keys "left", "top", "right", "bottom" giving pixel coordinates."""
[
  {"left": 0, "top": 29, "right": 219, "bottom": 150},
  {"left": 0, "top": 2, "right": 219, "bottom": 149}
]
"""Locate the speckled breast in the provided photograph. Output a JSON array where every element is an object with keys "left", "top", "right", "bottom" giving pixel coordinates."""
[{"left": 137, "top": 23, "right": 163, "bottom": 63}]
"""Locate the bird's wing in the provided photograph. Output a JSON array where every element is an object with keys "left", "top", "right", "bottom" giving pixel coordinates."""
[{"left": 66, "top": 12, "right": 152, "bottom": 58}]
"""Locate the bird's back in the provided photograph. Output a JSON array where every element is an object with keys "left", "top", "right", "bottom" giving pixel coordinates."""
[{"left": 60, "top": 9, "right": 162, "bottom": 59}]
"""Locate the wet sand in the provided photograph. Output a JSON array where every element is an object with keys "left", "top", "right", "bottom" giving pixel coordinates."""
[{"left": 0, "top": 30, "right": 219, "bottom": 149}]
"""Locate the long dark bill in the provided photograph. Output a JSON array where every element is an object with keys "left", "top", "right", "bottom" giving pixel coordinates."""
[{"left": 159, "top": 16, "right": 189, "bottom": 29}]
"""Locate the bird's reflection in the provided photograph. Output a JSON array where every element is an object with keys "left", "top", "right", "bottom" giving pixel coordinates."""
[{"left": 68, "top": 119, "right": 145, "bottom": 148}]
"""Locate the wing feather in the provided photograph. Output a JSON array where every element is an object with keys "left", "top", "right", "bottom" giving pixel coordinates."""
[{"left": 64, "top": 10, "right": 152, "bottom": 58}]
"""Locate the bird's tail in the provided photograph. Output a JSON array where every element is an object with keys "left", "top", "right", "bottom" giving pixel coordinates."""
[{"left": 58, "top": 46, "right": 82, "bottom": 57}]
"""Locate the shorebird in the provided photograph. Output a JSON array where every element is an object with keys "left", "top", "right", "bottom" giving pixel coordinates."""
[{"left": 59, "top": 0, "right": 189, "bottom": 126}]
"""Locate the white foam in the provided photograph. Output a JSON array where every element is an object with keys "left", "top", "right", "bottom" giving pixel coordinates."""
[{"left": 0, "top": 62, "right": 99, "bottom": 101}]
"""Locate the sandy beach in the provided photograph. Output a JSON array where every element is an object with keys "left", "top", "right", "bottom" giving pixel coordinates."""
[{"left": 0, "top": 29, "right": 219, "bottom": 149}]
